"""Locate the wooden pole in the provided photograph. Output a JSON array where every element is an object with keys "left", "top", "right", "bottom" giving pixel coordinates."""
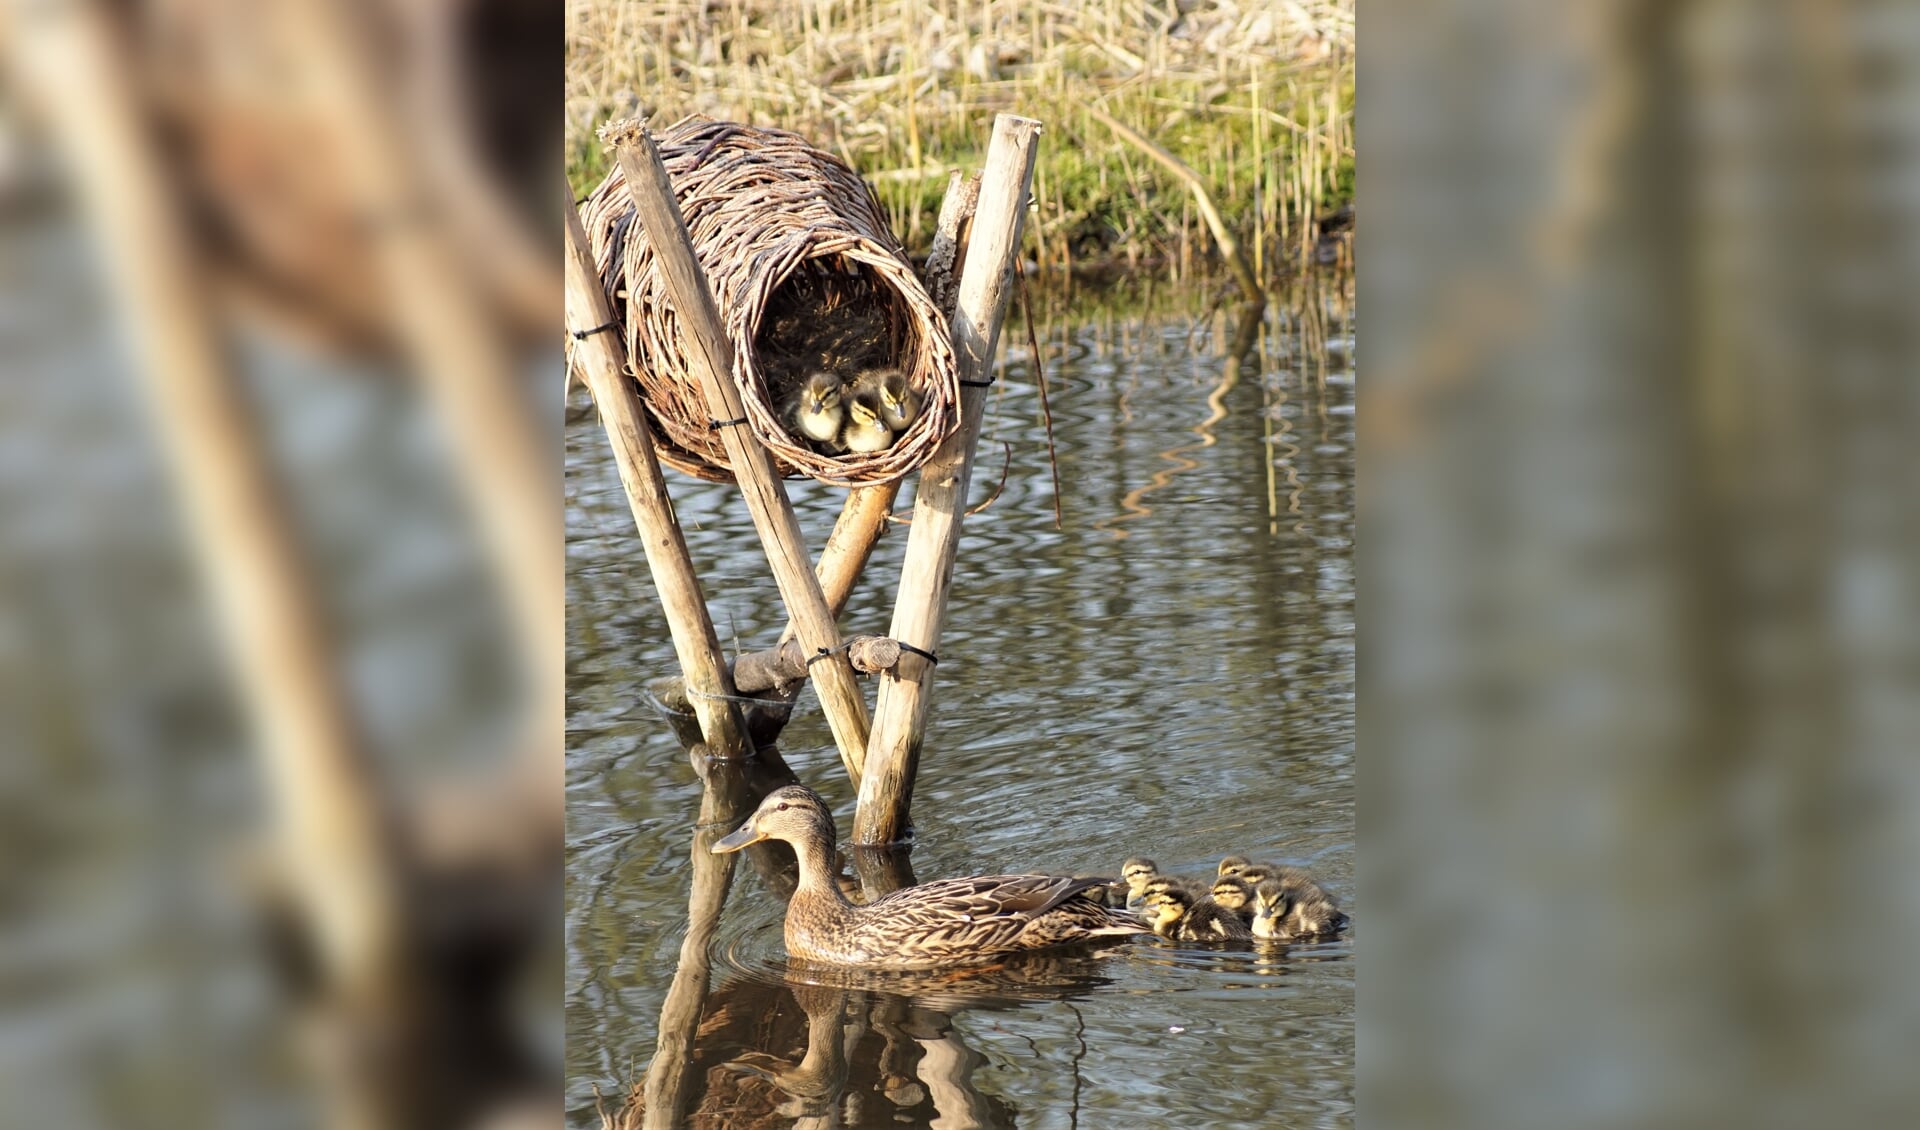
[
  {"left": 854, "top": 115, "right": 1043, "bottom": 845},
  {"left": 5, "top": 5, "right": 403, "bottom": 1126},
  {"left": 602, "top": 119, "right": 873, "bottom": 785},
  {"left": 564, "top": 187, "right": 752, "bottom": 758}
]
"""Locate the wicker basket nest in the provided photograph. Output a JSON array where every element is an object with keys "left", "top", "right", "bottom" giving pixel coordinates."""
[{"left": 577, "top": 118, "right": 960, "bottom": 486}]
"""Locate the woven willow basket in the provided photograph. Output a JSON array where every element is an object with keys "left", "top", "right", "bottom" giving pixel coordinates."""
[{"left": 577, "top": 118, "right": 960, "bottom": 485}]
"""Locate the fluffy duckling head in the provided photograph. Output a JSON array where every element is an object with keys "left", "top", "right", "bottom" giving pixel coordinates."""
[
  {"left": 840, "top": 386, "right": 895, "bottom": 453},
  {"left": 1120, "top": 857, "right": 1160, "bottom": 895},
  {"left": 1236, "top": 864, "right": 1278, "bottom": 886},
  {"left": 1139, "top": 888, "right": 1191, "bottom": 938},
  {"left": 1217, "top": 855, "right": 1254, "bottom": 878},
  {"left": 854, "top": 368, "right": 922, "bottom": 432},
  {"left": 1140, "top": 875, "right": 1195, "bottom": 904},
  {"left": 788, "top": 371, "right": 846, "bottom": 444},
  {"left": 1209, "top": 874, "right": 1253, "bottom": 915},
  {"left": 1250, "top": 877, "right": 1294, "bottom": 940}
]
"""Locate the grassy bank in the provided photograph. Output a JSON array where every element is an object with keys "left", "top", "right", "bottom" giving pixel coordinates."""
[{"left": 566, "top": 0, "right": 1352, "bottom": 278}]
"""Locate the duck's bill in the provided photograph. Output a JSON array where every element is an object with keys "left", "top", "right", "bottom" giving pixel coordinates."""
[{"left": 711, "top": 823, "right": 766, "bottom": 853}]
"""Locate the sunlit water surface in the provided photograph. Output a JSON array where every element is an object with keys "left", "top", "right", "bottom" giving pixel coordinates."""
[{"left": 567, "top": 280, "right": 1354, "bottom": 1129}]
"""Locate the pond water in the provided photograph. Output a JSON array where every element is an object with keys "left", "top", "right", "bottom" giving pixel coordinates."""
[{"left": 566, "top": 276, "right": 1355, "bottom": 1129}]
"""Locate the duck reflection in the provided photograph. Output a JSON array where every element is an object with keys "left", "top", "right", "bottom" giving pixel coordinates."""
[{"left": 599, "top": 753, "right": 1121, "bottom": 1129}]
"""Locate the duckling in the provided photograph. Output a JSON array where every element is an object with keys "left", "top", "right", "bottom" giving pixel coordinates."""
[
  {"left": 1236, "top": 864, "right": 1278, "bottom": 886},
  {"left": 1141, "top": 885, "right": 1252, "bottom": 942},
  {"left": 852, "top": 367, "right": 922, "bottom": 433},
  {"left": 1119, "top": 857, "right": 1160, "bottom": 908},
  {"left": 838, "top": 386, "right": 895, "bottom": 453},
  {"left": 1208, "top": 874, "right": 1255, "bottom": 923},
  {"left": 1250, "top": 874, "right": 1349, "bottom": 940},
  {"left": 1217, "top": 855, "right": 1255, "bottom": 878},
  {"left": 1138, "top": 890, "right": 1186, "bottom": 939},
  {"left": 786, "top": 371, "right": 847, "bottom": 447},
  {"left": 1249, "top": 878, "right": 1292, "bottom": 940},
  {"left": 1139, "top": 874, "right": 1206, "bottom": 906}
]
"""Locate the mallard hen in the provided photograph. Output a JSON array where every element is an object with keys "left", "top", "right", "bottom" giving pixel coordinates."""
[{"left": 712, "top": 785, "right": 1145, "bottom": 966}]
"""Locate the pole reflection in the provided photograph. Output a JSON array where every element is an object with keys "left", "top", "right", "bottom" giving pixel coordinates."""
[{"left": 600, "top": 756, "right": 1128, "bottom": 1129}]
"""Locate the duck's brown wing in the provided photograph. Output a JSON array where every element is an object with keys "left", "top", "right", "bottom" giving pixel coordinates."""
[{"left": 868, "top": 874, "right": 1110, "bottom": 921}]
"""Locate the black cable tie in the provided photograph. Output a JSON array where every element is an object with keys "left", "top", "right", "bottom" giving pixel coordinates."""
[
  {"left": 569, "top": 320, "right": 620, "bottom": 341},
  {"left": 959, "top": 378, "right": 996, "bottom": 388},
  {"left": 897, "top": 642, "right": 940, "bottom": 666},
  {"left": 708, "top": 415, "right": 751, "bottom": 430}
]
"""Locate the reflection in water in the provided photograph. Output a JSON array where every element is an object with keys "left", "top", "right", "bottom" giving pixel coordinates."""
[
  {"left": 570, "top": 276, "right": 1355, "bottom": 1128},
  {"left": 603, "top": 755, "right": 1130, "bottom": 1128}
]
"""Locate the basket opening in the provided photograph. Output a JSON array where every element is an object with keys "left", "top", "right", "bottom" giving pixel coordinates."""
[{"left": 753, "top": 258, "right": 923, "bottom": 456}]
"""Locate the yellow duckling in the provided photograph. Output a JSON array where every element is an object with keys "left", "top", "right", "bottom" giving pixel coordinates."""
[
  {"left": 1140, "top": 885, "right": 1252, "bottom": 942},
  {"left": 1217, "top": 855, "right": 1255, "bottom": 878},
  {"left": 852, "top": 367, "right": 922, "bottom": 434},
  {"left": 786, "top": 371, "right": 846, "bottom": 447},
  {"left": 838, "top": 385, "right": 895, "bottom": 453},
  {"left": 1208, "top": 874, "right": 1255, "bottom": 923},
  {"left": 1119, "top": 857, "right": 1161, "bottom": 908}
]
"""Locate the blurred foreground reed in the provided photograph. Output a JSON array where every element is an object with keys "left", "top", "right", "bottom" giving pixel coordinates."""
[{"left": 2, "top": 2, "right": 560, "bottom": 1127}]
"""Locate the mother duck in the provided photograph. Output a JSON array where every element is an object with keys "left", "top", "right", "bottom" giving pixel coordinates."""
[{"left": 713, "top": 785, "right": 1144, "bottom": 967}]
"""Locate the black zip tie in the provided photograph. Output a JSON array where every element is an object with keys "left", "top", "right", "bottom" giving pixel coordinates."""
[
  {"left": 897, "top": 642, "right": 939, "bottom": 665},
  {"left": 708, "top": 416, "right": 750, "bottom": 430},
  {"left": 959, "top": 378, "right": 996, "bottom": 388},
  {"left": 569, "top": 320, "right": 619, "bottom": 341},
  {"left": 805, "top": 641, "right": 854, "bottom": 667}
]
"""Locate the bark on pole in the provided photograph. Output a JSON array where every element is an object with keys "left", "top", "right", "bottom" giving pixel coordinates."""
[
  {"left": 563, "top": 187, "right": 752, "bottom": 758},
  {"left": 602, "top": 119, "right": 873, "bottom": 784},
  {"left": 854, "top": 115, "right": 1043, "bottom": 845}
]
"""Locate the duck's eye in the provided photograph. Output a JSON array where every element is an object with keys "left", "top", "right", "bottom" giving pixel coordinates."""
[{"left": 774, "top": 802, "right": 790, "bottom": 812}]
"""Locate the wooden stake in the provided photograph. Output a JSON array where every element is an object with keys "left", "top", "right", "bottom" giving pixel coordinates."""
[
  {"left": 853, "top": 115, "right": 1043, "bottom": 845},
  {"left": 564, "top": 187, "right": 752, "bottom": 758},
  {"left": 602, "top": 119, "right": 873, "bottom": 785}
]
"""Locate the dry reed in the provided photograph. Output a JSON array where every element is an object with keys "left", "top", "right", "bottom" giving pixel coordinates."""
[{"left": 566, "top": 0, "right": 1352, "bottom": 278}]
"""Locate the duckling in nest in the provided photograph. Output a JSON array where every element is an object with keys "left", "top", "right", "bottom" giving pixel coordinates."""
[
  {"left": 785, "top": 370, "right": 847, "bottom": 448},
  {"left": 852, "top": 367, "right": 922, "bottom": 434},
  {"left": 1250, "top": 873, "right": 1349, "bottom": 940},
  {"left": 839, "top": 385, "right": 896, "bottom": 453},
  {"left": 1208, "top": 874, "right": 1255, "bottom": 922},
  {"left": 1140, "top": 885, "right": 1253, "bottom": 942},
  {"left": 711, "top": 785, "right": 1145, "bottom": 966}
]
